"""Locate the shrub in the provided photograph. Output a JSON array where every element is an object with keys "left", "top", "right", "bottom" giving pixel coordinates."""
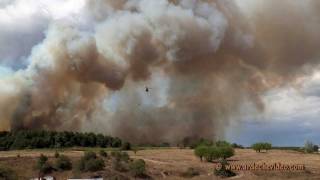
[
  {"left": 132, "top": 146, "right": 139, "bottom": 154},
  {"left": 84, "top": 158, "right": 105, "bottom": 172},
  {"left": 83, "top": 151, "right": 97, "bottom": 160},
  {"left": 214, "top": 159, "right": 236, "bottom": 177},
  {"left": 76, "top": 151, "right": 105, "bottom": 172},
  {"left": 99, "top": 150, "right": 108, "bottom": 158},
  {"left": 120, "top": 152, "right": 130, "bottom": 162},
  {"left": 181, "top": 167, "right": 200, "bottom": 178},
  {"left": 121, "top": 142, "right": 131, "bottom": 151},
  {"left": 0, "top": 166, "right": 18, "bottom": 180},
  {"left": 112, "top": 159, "right": 128, "bottom": 172},
  {"left": 129, "top": 159, "right": 146, "bottom": 177},
  {"left": 54, "top": 151, "right": 60, "bottom": 158},
  {"left": 111, "top": 151, "right": 130, "bottom": 162},
  {"left": 36, "top": 154, "right": 52, "bottom": 174},
  {"left": 55, "top": 155, "right": 72, "bottom": 171}
]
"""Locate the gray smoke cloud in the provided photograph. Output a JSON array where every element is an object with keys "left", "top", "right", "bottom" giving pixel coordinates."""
[{"left": 0, "top": 0, "right": 320, "bottom": 143}]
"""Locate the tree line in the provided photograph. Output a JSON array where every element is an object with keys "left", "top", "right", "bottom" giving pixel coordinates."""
[{"left": 0, "top": 130, "right": 122, "bottom": 150}]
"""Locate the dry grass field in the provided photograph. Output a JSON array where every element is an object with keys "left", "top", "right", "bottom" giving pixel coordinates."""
[{"left": 0, "top": 148, "right": 319, "bottom": 179}]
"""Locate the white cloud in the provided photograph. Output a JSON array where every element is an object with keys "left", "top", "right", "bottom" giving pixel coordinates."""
[
  {"left": 0, "top": 0, "right": 86, "bottom": 68},
  {"left": 257, "top": 72, "right": 320, "bottom": 128}
]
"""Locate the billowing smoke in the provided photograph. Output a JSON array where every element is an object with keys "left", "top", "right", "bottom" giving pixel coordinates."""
[{"left": 0, "top": 0, "right": 320, "bottom": 143}]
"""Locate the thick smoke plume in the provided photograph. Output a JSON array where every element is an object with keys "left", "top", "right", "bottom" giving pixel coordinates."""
[{"left": 0, "top": 0, "right": 320, "bottom": 143}]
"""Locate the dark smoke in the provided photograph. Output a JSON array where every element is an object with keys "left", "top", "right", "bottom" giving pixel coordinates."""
[{"left": 0, "top": 0, "right": 320, "bottom": 143}]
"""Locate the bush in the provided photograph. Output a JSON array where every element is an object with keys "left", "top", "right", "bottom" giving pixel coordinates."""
[
  {"left": 36, "top": 154, "right": 53, "bottom": 174},
  {"left": 83, "top": 151, "right": 97, "bottom": 160},
  {"left": 76, "top": 151, "right": 105, "bottom": 172},
  {"left": 54, "top": 151, "right": 60, "bottom": 158},
  {"left": 214, "top": 159, "right": 236, "bottom": 177},
  {"left": 112, "top": 159, "right": 128, "bottom": 172},
  {"left": 129, "top": 159, "right": 146, "bottom": 177},
  {"left": 84, "top": 158, "right": 105, "bottom": 172},
  {"left": 111, "top": 151, "right": 130, "bottom": 162},
  {"left": 0, "top": 166, "right": 18, "bottom": 180},
  {"left": 121, "top": 142, "right": 131, "bottom": 151},
  {"left": 132, "top": 146, "right": 139, "bottom": 154},
  {"left": 55, "top": 155, "right": 72, "bottom": 171},
  {"left": 99, "top": 150, "right": 108, "bottom": 158},
  {"left": 181, "top": 167, "right": 200, "bottom": 178}
]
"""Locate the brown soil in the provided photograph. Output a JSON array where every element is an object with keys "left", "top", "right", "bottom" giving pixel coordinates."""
[{"left": 0, "top": 148, "right": 319, "bottom": 179}]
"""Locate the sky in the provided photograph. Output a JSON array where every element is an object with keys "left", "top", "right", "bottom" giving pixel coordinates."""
[
  {"left": 0, "top": 0, "right": 319, "bottom": 146},
  {"left": 227, "top": 74, "right": 320, "bottom": 146}
]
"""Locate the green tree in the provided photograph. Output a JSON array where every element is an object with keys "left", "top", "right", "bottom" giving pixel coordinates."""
[
  {"left": 194, "top": 146, "right": 207, "bottom": 161},
  {"left": 252, "top": 142, "right": 272, "bottom": 152}
]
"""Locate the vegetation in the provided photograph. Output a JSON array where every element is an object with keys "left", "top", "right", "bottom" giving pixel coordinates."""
[
  {"left": 121, "top": 142, "right": 132, "bottom": 151},
  {"left": 55, "top": 155, "right": 72, "bottom": 171},
  {"left": 111, "top": 151, "right": 130, "bottom": 162},
  {"left": 194, "top": 141, "right": 236, "bottom": 178},
  {"left": 0, "top": 130, "right": 122, "bottom": 150},
  {"left": 0, "top": 166, "right": 18, "bottom": 180},
  {"left": 231, "top": 143, "right": 244, "bottom": 149},
  {"left": 132, "top": 146, "right": 139, "bottom": 154},
  {"left": 181, "top": 167, "right": 200, "bottom": 178},
  {"left": 194, "top": 142, "right": 235, "bottom": 162},
  {"left": 180, "top": 137, "right": 213, "bottom": 149},
  {"left": 35, "top": 154, "right": 52, "bottom": 174},
  {"left": 214, "top": 159, "right": 236, "bottom": 177},
  {"left": 129, "top": 159, "right": 146, "bottom": 177},
  {"left": 99, "top": 150, "right": 108, "bottom": 158},
  {"left": 304, "top": 140, "right": 319, "bottom": 153},
  {"left": 76, "top": 151, "right": 105, "bottom": 172},
  {"left": 112, "top": 159, "right": 128, "bottom": 172},
  {"left": 54, "top": 151, "right": 60, "bottom": 158},
  {"left": 251, "top": 142, "right": 272, "bottom": 152},
  {"left": 194, "top": 146, "right": 207, "bottom": 161}
]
